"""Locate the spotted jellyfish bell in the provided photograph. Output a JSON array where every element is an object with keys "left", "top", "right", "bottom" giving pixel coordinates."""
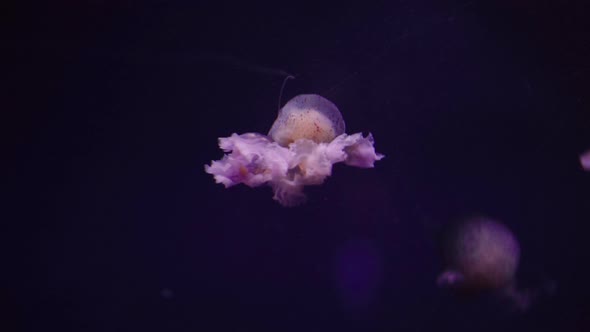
[{"left": 268, "top": 94, "right": 345, "bottom": 146}]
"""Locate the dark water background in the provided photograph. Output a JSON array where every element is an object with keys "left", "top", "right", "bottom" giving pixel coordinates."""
[{"left": 8, "top": 0, "right": 590, "bottom": 331}]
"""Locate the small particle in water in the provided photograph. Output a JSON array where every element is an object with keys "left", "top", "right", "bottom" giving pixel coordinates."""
[{"left": 160, "top": 288, "right": 174, "bottom": 299}]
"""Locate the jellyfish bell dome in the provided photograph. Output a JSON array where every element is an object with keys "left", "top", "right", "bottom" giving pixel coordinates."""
[
  {"left": 438, "top": 217, "right": 520, "bottom": 293},
  {"left": 269, "top": 94, "right": 346, "bottom": 147}
]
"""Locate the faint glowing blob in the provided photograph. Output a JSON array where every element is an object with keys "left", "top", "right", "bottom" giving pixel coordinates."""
[
  {"left": 438, "top": 217, "right": 520, "bottom": 290},
  {"left": 333, "top": 239, "right": 383, "bottom": 314},
  {"left": 205, "top": 94, "right": 384, "bottom": 206},
  {"left": 437, "top": 216, "right": 533, "bottom": 311},
  {"left": 580, "top": 149, "right": 590, "bottom": 171},
  {"left": 160, "top": 288, "right": 174, "bottom": 300}
]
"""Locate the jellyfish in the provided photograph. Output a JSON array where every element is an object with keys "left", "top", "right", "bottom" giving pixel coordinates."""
[
  {"left": 437, "top": 216, "right": 533, "bottom": 311},
  {"left": 205, "top": 94, "right": 384, "bottom": 206}
]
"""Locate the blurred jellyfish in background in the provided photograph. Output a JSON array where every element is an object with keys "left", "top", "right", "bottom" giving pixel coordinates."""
[
  {"left": 333, "top": 239, "right": 383, "bottom": 315},
  {"left": 580, "top": 149, "right": 590, "bottom": 171},
  {"left": 437, "top": 216, "right": 534, "bottom": 311},
  {"left": 205, "top": 94, "right": 384, "bottom": 206}
]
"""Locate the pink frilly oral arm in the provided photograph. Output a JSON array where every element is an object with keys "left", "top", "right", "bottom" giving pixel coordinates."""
[{"left": 205, "top": 132, "right": 384, "bottom": 206}]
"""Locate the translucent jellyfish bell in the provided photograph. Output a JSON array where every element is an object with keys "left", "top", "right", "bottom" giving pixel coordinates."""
[
  {"left": 438, "top": 217, "right": 520, "bottom": 291},
  {"left": 269, "top": 94, "right": 345, "bottom": 147},
  {"left": 437, "top": 216, "right": 536, "bottom": 311},
  {"left": 205, "top": 94, "right": 384, "bottom": 206}
]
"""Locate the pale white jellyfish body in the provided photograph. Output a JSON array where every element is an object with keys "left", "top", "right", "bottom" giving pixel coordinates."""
[
  {"left": 437, "top": 216, "right": 537, "bottom": 311},
  {"left": 269, "top": 94, "right": 345, "bottom": 146},
  {"left": 438, "top": 218, "right": 520, "bottom": 291},
  {"left": 205, "top": 94, "right": 384, "bottom": 206}
]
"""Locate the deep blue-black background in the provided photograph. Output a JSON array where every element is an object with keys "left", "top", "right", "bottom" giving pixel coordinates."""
[{"left": 8, "top": 0, "right": 590, "bottom": 331}]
